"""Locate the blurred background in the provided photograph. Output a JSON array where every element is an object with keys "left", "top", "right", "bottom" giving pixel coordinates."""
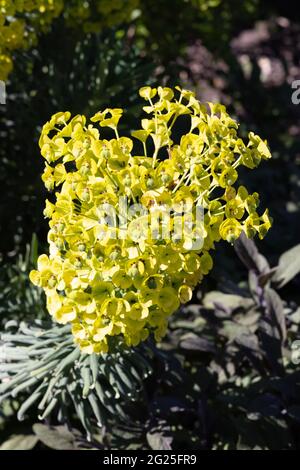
[{"left": 1, "top": 0, "right": 300, "bottom": 450}]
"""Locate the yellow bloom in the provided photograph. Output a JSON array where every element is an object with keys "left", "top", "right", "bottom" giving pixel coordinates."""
[
  {"left": 30, "top": 86, "right": 272, "bottom": 353},
  {"left": 219, "top": 218, "right": 243, "bottom": 243}
]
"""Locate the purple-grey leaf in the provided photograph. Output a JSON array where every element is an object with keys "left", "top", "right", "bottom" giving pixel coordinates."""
[
  {"left": 234, "top": 232, "right": 269, "bottom": 274},
  {"left": 273, "top": 244, "right": 300, "bottom": 288}
]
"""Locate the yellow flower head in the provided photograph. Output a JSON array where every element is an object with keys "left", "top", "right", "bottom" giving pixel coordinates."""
[{"left": 30, "top": 86, "right": 272, "bottom": 353}]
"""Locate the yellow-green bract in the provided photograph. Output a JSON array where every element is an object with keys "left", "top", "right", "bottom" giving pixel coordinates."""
[{"left": 30, "top": 86, "right": 272, "bottom": 354}]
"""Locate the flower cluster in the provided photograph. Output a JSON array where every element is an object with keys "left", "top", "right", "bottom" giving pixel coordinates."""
[
  {"left": 30, "top": 86, "right": 272, "bottom": 353},
  {"left": 0, "top": 0, "right": 63, "bottom": 80}
]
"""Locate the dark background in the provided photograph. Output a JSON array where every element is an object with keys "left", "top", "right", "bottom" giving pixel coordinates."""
[{"left": 1, "top": 0, "right": 300, "bottom": 450}]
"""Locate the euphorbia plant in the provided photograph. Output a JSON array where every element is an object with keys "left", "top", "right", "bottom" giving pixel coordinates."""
[{"left": 30, "top": 86, "right": 272, "bottom": 354}]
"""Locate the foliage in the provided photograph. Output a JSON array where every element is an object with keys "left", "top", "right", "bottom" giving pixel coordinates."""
[
  {"left": 1, "top": 0, "right": 263, "bottom": 81},
  {"left": 138, "top": 0, "right": 261, "bottom": 60},
  {"left": 0, "top": 236, "right": 43, "bottom": 327},
  {"left": 1, "top": 236, "right": 300, "bottom": 449},
  {"left": 0, "top": 320, "right": 153, "bottom": 439}
]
